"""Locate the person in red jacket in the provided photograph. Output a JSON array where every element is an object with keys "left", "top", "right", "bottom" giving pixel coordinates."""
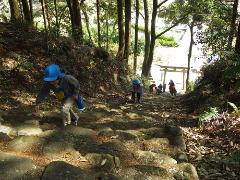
[{"left": 168, "top": 80, "right": 177, "bottom": 96}]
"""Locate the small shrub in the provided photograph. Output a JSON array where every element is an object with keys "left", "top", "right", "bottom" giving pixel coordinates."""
[{"left": 198, "top": 107, "right": 219, "bottom": 126}]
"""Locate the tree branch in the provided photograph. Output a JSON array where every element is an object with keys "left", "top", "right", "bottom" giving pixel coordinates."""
[
  {"left": 157, "top": 0, "right": 169, "bottom": 9},
  {"left": 155, "top": 15, "right": 187, "bottom": 39},
  {"left": 139, "top": 11, "right": 145, "bottom": 20}
]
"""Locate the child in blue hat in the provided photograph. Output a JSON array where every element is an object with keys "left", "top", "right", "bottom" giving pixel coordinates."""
[
  {"left": 35, "top": 64, "right": 85, "bottom": 126},
  {"left": 131, "top": 79, "right": 143, "bottom": 103}
]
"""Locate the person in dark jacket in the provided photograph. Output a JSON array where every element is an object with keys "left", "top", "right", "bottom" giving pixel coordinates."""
[
  {"left": 156, "top": 83, "right": 163, "bottom": 95},
  {"left": 163, "top": 83, "right": 166, "bottom": 92},
  {"left": 131, "top": 79, "right": 143, "bottom": 103},
  {"left": 35, "top": 64, "right": 85, "bottom": 126}
]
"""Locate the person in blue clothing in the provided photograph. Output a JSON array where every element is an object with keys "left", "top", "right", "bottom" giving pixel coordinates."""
[
  {"left": 131, "top": 79, "right": 143, "bottom": 103},
  {"left": 35, "top": 64, "right": 85, "bottom": 127}
]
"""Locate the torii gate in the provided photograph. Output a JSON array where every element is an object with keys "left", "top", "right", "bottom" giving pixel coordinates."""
[{"left": 159, "top": 65, "right": 188, "bottom": 90}]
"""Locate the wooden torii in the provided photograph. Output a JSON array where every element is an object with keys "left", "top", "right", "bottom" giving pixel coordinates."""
[{"left": 158, "top": 65, "right": 188, "bottom": 90}]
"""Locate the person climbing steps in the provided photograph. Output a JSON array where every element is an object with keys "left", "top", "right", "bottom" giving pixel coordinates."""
[{"left": 35, "top": 64, "right": 85, "bottom": 127}]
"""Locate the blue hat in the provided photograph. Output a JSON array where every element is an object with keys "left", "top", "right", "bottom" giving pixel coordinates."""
[
  {"left": 43, "top": 64, "right": 62, "bottom": 81},
  {"left": 132, "top": 79, "right": 140, "bottom": 85}
]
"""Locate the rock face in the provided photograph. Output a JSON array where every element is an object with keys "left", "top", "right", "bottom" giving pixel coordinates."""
[
  {"left": 0, "top": 152, "right": 37, "bottom": 179},
  {"left": 85, "top": 153, "right": 120, "bottom": 172},
  {"left": 41, "top": 161, "right": 94, "bottom": 180}
]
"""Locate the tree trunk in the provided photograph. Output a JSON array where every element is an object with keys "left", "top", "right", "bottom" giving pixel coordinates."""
[
  {"left": 141, "top": 0, "right": 150, "bottom": 77},
  {"left": 45, "top": 0, "right": 51, "bottom": 29},
  {"left": 117, "top": 0, "right": 124, "bottom": 57},
  {"left": 9, "top": 0, "right": 21, "bottom": 22},
  {"left": 40, "top": 0, "right": 47, "bottom": 33},
  {"left": 227, "top": 0, "right": 239, "bottom": 50},
  {"left": 142, "top": 0, "right": 158, "bottom": 78},
  {"left": 142, "top": 0, "right": 170, "bottom": 78},
  {"left": 106, "top": 14, "right": 109, "bottom": 49},
  {"left": 18, "top": 0, "right": 23, "bottom": 20},
  {"left": 29, "top": 0, "right": 33, "bottom": 25},
  {"left": 235, "top": 21, "right": 240, "bottom": 54},
  {"left": 66, "top": 0, "right": 74, "bottom": 36},
  {"left": 72, "top": 0, "right": 83, "bottom": 43},
  {"left": 96, "top": 0, "right": 101, "bottom": 47},
  {"left": 54, "top": 0, "right": 60, "bottom": 36},
  {"left": 66, "top": 0, "right": 83, "bottom": 43},
  {"left": 82, "top": 8, "right": 94, "bottom": 45},
  {"left": 186, "top": 21, "right": 194, "bottom": 91},
  {"left": 21, "top": 0, "right": 31, "bottom": 25},
  {"left": 123, "top": 0, "right": 131, "bottom": 63},
  {"left": 133, "top": 0, "right": 139, "bottom": 74}
]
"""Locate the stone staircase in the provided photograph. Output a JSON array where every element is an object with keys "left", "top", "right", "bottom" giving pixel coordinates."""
[{"left": 0, "top": 96, "right": 199, "bottom": 179}]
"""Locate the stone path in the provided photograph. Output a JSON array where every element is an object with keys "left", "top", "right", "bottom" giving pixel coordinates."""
[{"left": 0, "top": 93, "right": 199, "bottom": 179}]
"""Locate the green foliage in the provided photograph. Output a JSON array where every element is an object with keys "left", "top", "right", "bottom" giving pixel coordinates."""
[
  {"left": 186, "top": 81, "right": 195, "bottom": 92},
  {"left": 231, "top": 151, "right": 240, "bottom": 163},
  {"left": 200, "top": 51, "right": 240, "bottom": 94},
  {"left": 135, "top": 24, "right": 179, "bottom": 47},
  {"left": 227, "top": 102, "right": 240, "bottom": 116},
  {"left": 200, "top": 1, "right": 232, "bottom": 53},
  {"left": 130, "top": 38, "right": 145, "bottom": 55},
  {"left": 137, "top": 25, "right": 145, "bottom": 32},
  {"left": 15, "top": 55, "right": 33, "bottom": 71},
  {"left": 198, "top": 107, "right": 218, "bottom": 126},
  {"left": 157, "top": 35, "right": 179, "bottom": 47}
]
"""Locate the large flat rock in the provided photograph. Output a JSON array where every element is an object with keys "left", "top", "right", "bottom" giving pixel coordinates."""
[
  {"left": 41, "top": 161, "right": 94, "bottom": 180},
  {"left": 0, "top": 152, "right": 37, "bottom": 179},
  {"left": 136, "top": 150, "right": 177, "bottom": 167},
  {"left": 15, "top": 124, "right": 43, "bottom": 136},
  {"left": 118, "top": 165, "right": 173, "bottom": 180},
  {"left": 42, "top": 141, "right": 80, "bottom": 159},
  {"left": 64, "top": 126, "right": 97, "bottom": 137},
  {"left": 7, "top": 136, "right": 44, "bottom": 152}
]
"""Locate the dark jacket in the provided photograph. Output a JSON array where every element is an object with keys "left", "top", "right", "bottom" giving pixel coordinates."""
[{"left": 36, "top": 74, "right": 80, "bottom": 104}]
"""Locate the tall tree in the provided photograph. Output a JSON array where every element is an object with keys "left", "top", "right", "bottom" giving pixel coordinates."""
[
  {"left": 53, "top": 0, "right": 60, "bottom": 36},
  {"left": 40, "top": 0, "right": 47, "bottom": 33},
  {"left": 66, "top": 0, "right": 83, "bottom": 43},
  {"left": 29, "top": 0, "right": 33, "bottom": 25},
  {"left": 82, "top": 5, "right": 94, "bottom": 45},
  {"left": 133, "top": 0, "right": 139, "bottom": 74},
  {"left": 227, "top": 0, "right": 239, "bottom": 50},
  {"left": 72, "top": 0, "right": 83, "bottom": 43},
  {"left": 20, "top": 0, "right": 31, "bottom": 25},
  {"left": 142, "top": 0, "right": 170, "bottom": 77},
  {"left": 142, "top": 0, "right": 191, "bottom": 77},
  {"left": 123, "top": 0, "right": 131, "bottom": 62},
  {"left": 186, "top": 20, "right": 194, "bottom": 90},
  {"left": 105, "top": 9, "right": 109, "bottom": 49},
  {"left": 8, "top": 0, "right": 21, "bottom": 22},
  {"left": 96, "top": 0, "right": 101, "bottom": 47},
  {"left": 142, "top": 0, "right": 150, "bottom": 77},
  {"left": 117, "top": 0, "right": 124, "bottom": 57},
  {"left": 45, "top": 0, "right": 51, "bottom": 29}
]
